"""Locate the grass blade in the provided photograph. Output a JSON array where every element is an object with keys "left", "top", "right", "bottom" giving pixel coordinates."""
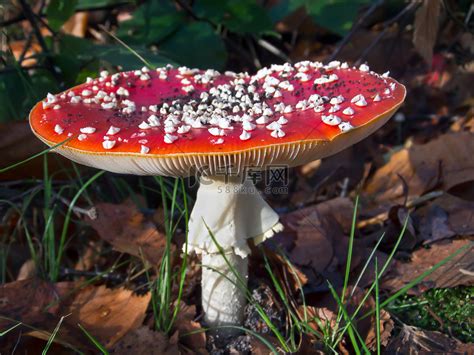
[
  {"left": 0, "top": 322, "right": 22, "bottom": 336},
  {"left": 0, "top": 137, "right": 72, "bottom": 173},
  {"left": 342, "top": 195, "right": 359, "bottom": 304},
  {"left": 78, "top": 323, "right": 108, "bottom": 354},
  {"left": 42, "top": 315, "right": 67, "bottom": 355},
  {"left": 327, "top": 281, "right": 369, "bottom": 355},
  {"left": 374, "top": 258, "right": 381, "bottom": 355},
  {"left": 55, "top": 170, "right": 105, "bottom": 280}
]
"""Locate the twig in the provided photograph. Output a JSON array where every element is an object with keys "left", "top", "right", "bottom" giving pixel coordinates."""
[
  {"left": 17, "top": 0, "right": 62, "bottom": 84},
  {"left": 425, "top": 305, "right": 445, "bottom": 328},
  {"left": 174, "top": 0, "right": 201, "bottom": 22},
  {"left": 246, "top": 37, "right": 262, "bottom": 69},
  {"left": 459, "top": 268, "right": 474, "bottom": 277},
  {"left": 0, "top": 64, "right": 47, "bottom": 74},
  {"left": 0, "top": 14, "right": 27, "bottom": 28},
  {"left": 60, "top": 267, "right": 125, "bottom": 282},
  {"left": 329, "top": 0, "right": 384, "bottom": 61},
  {"left": 255, "top": 37, "right": 291, "bottom": 63},
  {"left": 17, "top": 0, "right": 49, "bottom": 56},
  {"left": 339, "top": 177, "right": 350, "bottom": 197},
  {"left": 18, "top": 32, "right": 35, "bottom": 65},
  {"left": 53, "top": 192, "right": 97, "bottom": 220},
  {"left": 223, "top": 37, "right": 258, "bottom": 69}
]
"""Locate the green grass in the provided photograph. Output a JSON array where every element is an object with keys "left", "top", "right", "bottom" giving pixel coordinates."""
[
  {"left": 388, "top": 286, "right": 474, "bottom": 343},
  {"left": 148, "top": 176, "right": 190, "bottom": 334}
]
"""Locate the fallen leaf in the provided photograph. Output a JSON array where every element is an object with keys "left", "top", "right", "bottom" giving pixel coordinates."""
[
  {"left": 385, "top": 324, "right": 473, "bottom": 354},
  {"left": 249, "top": 334, "right": 287, "bottom": 355},
  {"left": 283, "top": 197, "right": 354, "bottom": 235},
  {"left": 418, "top": 205, "right": 456, "bottom": 244},
  {"left": 88, "top": 201, "right": 169, "bottom": 265},
  {"left": 365, "top": 132, "right": 474, "bottom": 203},
  {"left": 290, "top": 215, "right": 334, "bottom": 272},
  {"left": 413, "top": 0, "right": 442, "bottom": 65},
  {"left": 0, "top": 279, "right": 151, "bottom": 351},
  {"left": 110, "top": 326, "right": 180, "bottom": 354},
  {"left": 297, "top": 335, "right": 326, "bottom": 354},
  {"left": 450, "top": 115, "right": 474, "bottom": 133},
  {"left": 0, "top": 279, "right": 83, "bottom": 352},
  {"left": 62, "top": 12, "right": 88, "bottom": 37},
  {"left": 383, "top": 205, "right": 417, "bottom": 251},
  {"left": 382, "top": 239, "right": 474, "bottom": 294},
  {"left": 298, "top": 305, "right": 337, "bottom": 332},
  {"left": 62, "top": 285, "right": 151, "bottom": 348},
  {"left": 0, "top": 279, "right": 63, "bottom": 329},
  {"left": 273, "top": 198, "right": 365, "bottom": 290},
  {"left": 173, "top": 303, "right": 207, "bottom": 354},
  {"left": 9, "top": 40, "right": 42, "bottom": 67},
  {"left": 364, "top": 308, "right": 393, "bottom": 351},
  {"left": 417, "top": 193, "right": 474, "bottom": 240},
  {"left": 16, "top": 259, "right": 36, "bottom": 280},
  {"left": 250, "top": 247, "right": 308, "bottom": 297},
  {"left": 74, "top": 241, "right": 103, "bottom": 271}
]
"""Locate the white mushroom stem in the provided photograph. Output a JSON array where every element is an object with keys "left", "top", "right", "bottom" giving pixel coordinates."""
[
  {"left": 201, "top": 252, "right": 248, "bottom": 336},
  {"left": 187, "top": 174, "right": 283, "bottom": 336}
]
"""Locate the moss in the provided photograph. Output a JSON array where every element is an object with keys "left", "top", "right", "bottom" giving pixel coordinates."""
[{"left": 388, "top": 286, "right": 474, "bottom": 343}]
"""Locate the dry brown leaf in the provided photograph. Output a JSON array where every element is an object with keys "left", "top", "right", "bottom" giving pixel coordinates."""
[
  {"left": 249, "top": 334, "right": 287, "bottom": 355},
  {"left": 365, "top": 132, "right": 474, "bottom": 203},
  {"left": 63, "top": 285, "right": 151, "bottom": 348},
  {"left": 451, "top": 116, "right": 474, "bottom": 133},
  {"left": 110, "top": 326, "right": 180, "bottom": 354},
  {"left": 418, "top": 204, "right": 456, "bottom": 244},
  {"left": 413, "top": 0, "right": 442, "bottom": 65},
  {"left": 62, "top": 12, "right": 88, "bottom": 37},
  {"left": 427, "top": 194, "right": 474, "bottom": 236},
  {"left": 290, "top": 216, "right": 334, "bottom": 271},
  {"left": 88, "top": 201, "right": 168, "bottom": 265},
  {"left": 10, "top": 40, "right": 42, "bottom": 67},
  {"left": 0, "top": 279, "right": 64, "bottom": 328},
  {"left": 382, "top": 239, "right": 474, "bottom": 294},
  {"left": 261, "top": 250, "right": 308, "bottom": 292},
  {"left": 416, "top": 193, "right": 474, "bottom": 244},
  {"left": 173, "top": 303, "right": 207, "bottom": 354},
  {"left": 274, "top": 198, "right": 364, "bottom": 289},
  {"left": 0, "top": 279, "right": 84, "bottom": 352},
  {"left": 297, "top": 335, "right": 326, "bottom": 354},
  {"left": 364, "top": 309, "right": 393, "bottom": 351},
  {"left": 385, "top": 324, "right": 474, "bottom": 354},
  {"left": 16, "top": 259, "right": 36, "bottom": 280},
  {"left": 0, "top": 279, "right": 151, "bottom": 351},
  {"left": 297, "top": 305, "right": 337, "bottom": 332},
  {"left": 74, "top": 241, "right": 103, "bottom": 271}
]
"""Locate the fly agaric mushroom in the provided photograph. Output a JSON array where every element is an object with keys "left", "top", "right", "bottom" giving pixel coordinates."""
[{"left": 29, "top": 62, "right": 406, "bottom": 337}]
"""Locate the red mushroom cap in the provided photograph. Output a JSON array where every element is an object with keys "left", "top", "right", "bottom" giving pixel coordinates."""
[{"left": 29, "top": 61, "right": 406, "bottom": 176}]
